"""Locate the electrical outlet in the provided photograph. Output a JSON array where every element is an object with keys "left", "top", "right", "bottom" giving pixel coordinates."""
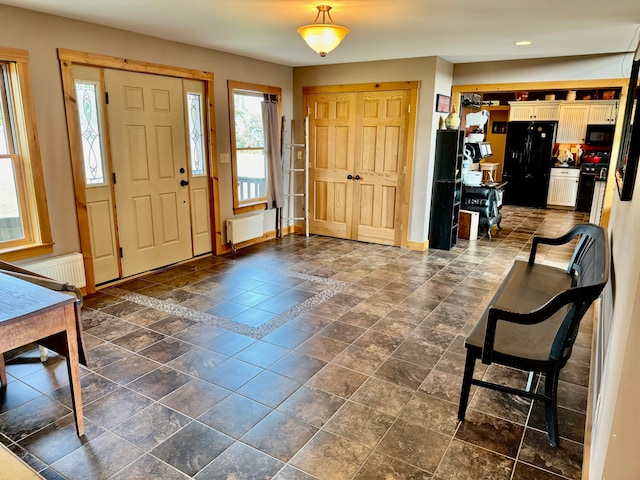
[
  {"left": 220, "top": 153, "right": 230, "bottom": 164},
  {"left": 297, "top": 151, "right": 303, "bottom": 160}
]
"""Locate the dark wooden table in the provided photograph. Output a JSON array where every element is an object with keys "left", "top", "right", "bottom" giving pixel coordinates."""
[{"left": 0, "top": 272, "right": 84, "bottom": 436}]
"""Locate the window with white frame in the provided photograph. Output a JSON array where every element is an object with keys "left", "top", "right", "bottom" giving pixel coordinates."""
[{"left": 0, "top": 49, "right": 51, "bottom": 257}]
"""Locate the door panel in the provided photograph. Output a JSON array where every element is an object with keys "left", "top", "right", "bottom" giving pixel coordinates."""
[
  {"left": 308, "top": 93, "right": 357, "bottom": 238},
  {"left": 127, "top": 126, "right": 150, "bottom": 180},
  {"left": 132, "top": 195, "right": 154, "bottom": 248},
  {"left": 160, "top": 192, "right": 180, "bottom": 241},
  {"left": 156, "top": 126, "right": 176, "bottom": 178},
  {"left": 353, "top": 90, "right": 409, "bottom": 245},
  {"left": 381, "top": 186, "right": 396, "bottom": 228},
  {"left": 192, "top": 188, "right": 210, "bottom": 235},
  {"left": 105, "top": 69, "right": 192, "bottom": 277},
  {"left": 87, "top": 201, "right": 115, "bottom": 258},
  {"left": 87, "top": 199, "right": 119, "bottom": 282}
]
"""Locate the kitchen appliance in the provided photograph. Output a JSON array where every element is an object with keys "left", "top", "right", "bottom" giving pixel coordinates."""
[
  {"left": 581, "top": 153, "right": 604, "bottom": 163},
  {"left": 503, "top": 121, "right": 558, "bottom": 208},
  {"left": 464, "top": 142, "right": 493, "bottom": 162},
  {"left": 576, "top": 151, "right": 610, "bottom": 212},
  {"left": 585, "top": 124, "right": 615, "bottom": 146},
  {"left": 463, "top": 171, "right": 482, "bottom": 186}
]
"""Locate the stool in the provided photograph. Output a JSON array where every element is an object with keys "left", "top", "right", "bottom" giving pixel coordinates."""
[{"left": 480, "top": 163, "right": 498, "bottom": 183}]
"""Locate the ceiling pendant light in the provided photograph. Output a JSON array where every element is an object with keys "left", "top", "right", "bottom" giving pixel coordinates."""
[{"left": 297, "top": 5, "right": 349, "bottom": 57}]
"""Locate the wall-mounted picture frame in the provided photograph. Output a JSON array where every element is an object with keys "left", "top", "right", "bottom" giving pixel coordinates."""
[
  {"left": 436, "top": 94, "right": 451, "bottom": 113},
  {"left": 615, "top": 43, "right": 640, "bottom": 201}
]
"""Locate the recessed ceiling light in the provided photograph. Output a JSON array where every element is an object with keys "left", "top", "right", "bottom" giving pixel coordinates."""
[{"left": 514, "top": 40, "right": 533, "bottom": 46}]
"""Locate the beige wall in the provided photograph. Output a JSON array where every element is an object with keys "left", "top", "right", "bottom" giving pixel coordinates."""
[
  {"left": 0, "top": 3, "right": 293, "bottom": 257},
  {"left": 453, "top": 53, "right": 630, "bottom": 85},
  {"left": 591, "top": 188, "right": 640, "bottom": 478},
  {"left": 293, "top": 57, "right": 453, "bottom": 243}
]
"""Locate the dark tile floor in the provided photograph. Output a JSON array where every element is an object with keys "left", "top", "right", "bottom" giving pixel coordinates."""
[{"left": 0, "top": 206, "right": 593, "bottom": 480}]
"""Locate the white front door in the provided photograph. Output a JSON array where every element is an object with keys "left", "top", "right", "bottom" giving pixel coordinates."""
[{"left": 105, "top": 69, "right": 192, "bottom": 277}]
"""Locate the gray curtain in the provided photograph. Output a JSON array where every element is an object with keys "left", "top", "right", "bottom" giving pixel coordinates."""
[{"left": 262, "top": 94, "right": 284, "bottom": 209}]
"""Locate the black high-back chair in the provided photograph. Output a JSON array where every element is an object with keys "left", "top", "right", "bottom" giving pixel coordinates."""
[{"left": 457, "top": 224, "right": 609, "bottom": 446}]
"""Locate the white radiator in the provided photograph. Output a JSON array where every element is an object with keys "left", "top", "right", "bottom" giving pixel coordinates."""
[
  {"left": 22, "top": 252, "right": 87, "bottom": 288},
  {"left": 226, "top": 212, "right": 264, "bottom": 246}
]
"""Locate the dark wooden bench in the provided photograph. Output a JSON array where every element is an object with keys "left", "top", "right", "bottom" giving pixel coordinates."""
[{"left": 457, "top": 223, "right": 609, "bottom": 447}]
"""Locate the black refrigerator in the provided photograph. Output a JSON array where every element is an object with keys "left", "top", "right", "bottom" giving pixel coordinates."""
[{"left": 502, "top": 121, "right": 557, "bottom": 208}]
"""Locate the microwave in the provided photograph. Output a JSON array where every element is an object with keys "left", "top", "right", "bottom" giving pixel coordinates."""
[{"left": 585, "top": 124, "right": 615, "bottom": 146}]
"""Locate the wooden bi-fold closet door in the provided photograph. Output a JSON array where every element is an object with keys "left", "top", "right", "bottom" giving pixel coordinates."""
[{"left": 307, "top": 85, "right": 414, "bottom": 246}]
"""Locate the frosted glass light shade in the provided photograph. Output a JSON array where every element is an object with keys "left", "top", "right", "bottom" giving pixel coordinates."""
[{"left": 297, "top": 24, "right": 349, "bottom": 57}]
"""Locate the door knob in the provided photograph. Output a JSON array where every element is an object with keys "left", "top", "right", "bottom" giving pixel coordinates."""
[
  {"left": 180, "top": 179, "right": 189, "bottom": 186},
  {"left": 354, "top": 175, "right": 361, "bottom": 180},
  {"left": 347, "top": 174, "right": 353, "bottom": 179}
]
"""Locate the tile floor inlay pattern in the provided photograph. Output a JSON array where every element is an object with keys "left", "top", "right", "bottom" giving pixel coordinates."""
[
  {"left": 103, "top": 259, "right": 350, "bottom": 338},
  {"left": 0, "top": 207, "right": 594, "bottom": 479}
]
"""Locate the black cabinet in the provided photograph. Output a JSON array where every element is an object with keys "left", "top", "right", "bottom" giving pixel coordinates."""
[{"left": 429, "top": 129, "right": 463, "bottom": 249}]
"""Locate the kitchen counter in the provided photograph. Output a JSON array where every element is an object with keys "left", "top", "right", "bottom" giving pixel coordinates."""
[{"left": 551, "top": 164, "right": 579, "bottom": 169}]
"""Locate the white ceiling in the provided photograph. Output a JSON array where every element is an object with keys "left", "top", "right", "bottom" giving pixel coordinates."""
[{"left": 3, "top": 0, "right": 640, "bottom": 67}]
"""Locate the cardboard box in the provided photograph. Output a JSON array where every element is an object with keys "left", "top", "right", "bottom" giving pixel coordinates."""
[{"left": 458, "top": 209, "right": 479, "bottom": 240}]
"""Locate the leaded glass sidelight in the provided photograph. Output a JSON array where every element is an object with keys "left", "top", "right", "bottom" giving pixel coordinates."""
[
  {"left": 187, "top": 92, "right": 206, "bottom": 176},
  {"left": 75, "top": 81, "right": 106, "bottom": 185}
]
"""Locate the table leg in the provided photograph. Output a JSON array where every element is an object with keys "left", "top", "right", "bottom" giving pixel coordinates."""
[{"left": 63, "top": 303, "right": 84, "bottom": 436}]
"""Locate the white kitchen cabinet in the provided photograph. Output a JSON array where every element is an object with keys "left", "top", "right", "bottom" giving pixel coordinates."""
[
  {"left": 588, "top": 100, "right": 618, "bottom": 124},
  {"left": 508, "top": 101, "right": 560, "bottom": 121},
  {"left": 547, "top": 167, "right": 579, "bottom": 208},
  {"left": 557, "top": 103, "right": 590, "bottom": 144}
]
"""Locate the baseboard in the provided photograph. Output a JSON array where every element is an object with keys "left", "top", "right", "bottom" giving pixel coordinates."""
[
  {"left": 219, "top": 226, "right": 301, "bottom": 254},
  {"left": 582, "top": 298, "right": 603, "bottom": 480},
  {"left": 406, "top": 239, "right": 429, "bottom": 251},
  {"left": 289, "top": 225, "right": 305, "bottom": 235}
]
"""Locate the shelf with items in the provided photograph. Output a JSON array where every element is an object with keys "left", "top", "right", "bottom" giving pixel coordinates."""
[
  {"left": 430, "top": 129, "right": 464, "bottom": 250},
  {"left": 479, "top": 88, "right": 621, "bottom": 106}
]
